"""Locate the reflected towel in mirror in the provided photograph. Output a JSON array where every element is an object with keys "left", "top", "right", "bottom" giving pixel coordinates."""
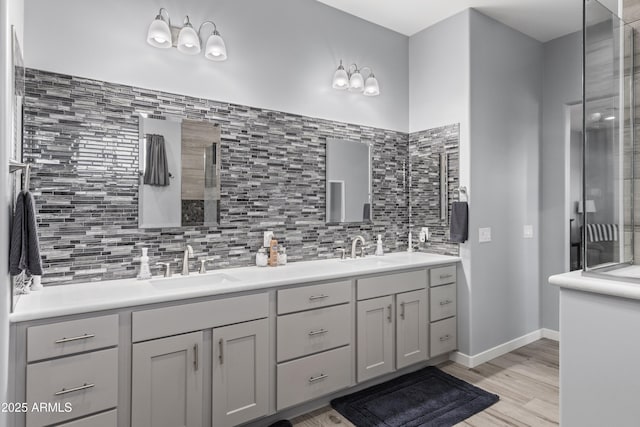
[{"left": 144, "top": 134, "right": 170, "bottom": 186}]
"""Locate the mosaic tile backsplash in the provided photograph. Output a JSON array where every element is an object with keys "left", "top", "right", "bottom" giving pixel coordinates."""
[{"left": 23, "top": 69, "right": 459, "bottom": 285}]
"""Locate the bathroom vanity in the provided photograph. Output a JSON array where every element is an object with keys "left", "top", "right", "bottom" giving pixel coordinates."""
[{"left": 8, "top": 252, "right": 459, "bottom": 427}]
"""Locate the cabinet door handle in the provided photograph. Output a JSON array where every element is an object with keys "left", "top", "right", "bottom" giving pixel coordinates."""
[
  {"left": 439, "top": 300, "right": 453, "bottom": 306},
  {"left": 439, "top": 334, "right": 452, "bottom": 342},
  {"left": 218, "top": 338, "right": 224, "bottom": 364},
  {"left": 400, "top": 302, "right": 406, "bottom": 319},
  {"left": 309, "top": 294, "right": 329, "bottom": 301},
  {"left": 308, "top": 373, "right": 328, "bottom": 383},
  {"left": 387, "top": 304, "right": 392, "bottom": 323},
  {"left": 54, "top": 383, "right": 95, "bottom": 396},
  {"left": 193, "top": 344, "right": 199, "bottom": 371},
  {"left": 54, "top": 333, "right": 95, "bottom": 344},
  {"left": 308, "top": 328, "right": 328, "bottom": 336},
  {"left": 440, "top": 273, "right": 453, "bottom": 279}
]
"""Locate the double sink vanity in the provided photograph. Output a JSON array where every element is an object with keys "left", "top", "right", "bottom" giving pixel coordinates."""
[{"left": 8, "top": 251, "right": 460, "bottom": 427}]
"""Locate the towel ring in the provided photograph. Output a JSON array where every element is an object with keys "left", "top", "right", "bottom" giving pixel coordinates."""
[{"left": 455, "top": 186, "right": 468, "bottom": 202}]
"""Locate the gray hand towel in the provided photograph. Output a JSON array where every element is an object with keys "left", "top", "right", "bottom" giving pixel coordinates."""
[
  {"left": 9, "top": 191, "right": 43, "bottom": 276},
  {"left": 144, "top": 134, "right": 170, "bottom": 186},
  {"left": 450, "top": 201, "right": 468, "bottom": 243},
  {"left": 9, "top": 192, "right": 25, "bottom": 275}
]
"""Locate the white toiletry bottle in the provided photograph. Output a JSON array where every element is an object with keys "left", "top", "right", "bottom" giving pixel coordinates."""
[
  {"left": 375, "top": 234, "right": 384, "bottom": 256},
  {"left": 407, "top": 231, "right": 413, "bottom": 253},
  {"left": 138, "top": 248, "right": 152, "bottom": 280}
]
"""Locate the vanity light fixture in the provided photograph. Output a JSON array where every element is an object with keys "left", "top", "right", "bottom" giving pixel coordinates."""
[
  {"left": 146, "top": 8, "right": 228, "bottom": 61},
  {"left": 332, "top": 60, "right": 380, "bottom": 96}
]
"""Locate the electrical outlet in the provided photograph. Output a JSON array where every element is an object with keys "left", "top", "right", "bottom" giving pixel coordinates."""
[
  {"left": 263, "top": 231, "right": 274, "bottom": 247},
  {"left": 479, "top": 227, "right": 491, "bottom": 243},
  {"left": 523, "top": 225, "right": 533, "bottom": 239},
  {"left": 419, "top": 227, "right": 429, "bottom": 242}
]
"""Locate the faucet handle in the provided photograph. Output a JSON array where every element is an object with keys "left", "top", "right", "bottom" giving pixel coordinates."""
[
  {"left": 335, "top": 248, "right": 346, "bottom": 260},
  {"left": 156, "top": 262, "right": 172, "bottom": 278},
  {"left": 360, "top": 245, "right": 369, "bottom": 258},
  {"left": 199, "top": 258, "right": 214, "bottom": 274}
]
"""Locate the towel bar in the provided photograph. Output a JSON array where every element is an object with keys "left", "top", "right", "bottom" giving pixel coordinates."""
[{"left": 9, "top": 160, "right": 30, "bottom": 190}]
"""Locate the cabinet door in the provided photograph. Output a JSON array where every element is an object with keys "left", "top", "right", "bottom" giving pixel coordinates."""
[
  {"left": 357, "top": 295, "right": 394, "bottom": 382},
  {"left": 132, "top": 331, "right": 203, "bottom": 427},
  {"left": 212, "top": 318, "right": 269, "bottom": 427},
  {"left": 396, "top": 289, "right": 428, "bottom": 369}
]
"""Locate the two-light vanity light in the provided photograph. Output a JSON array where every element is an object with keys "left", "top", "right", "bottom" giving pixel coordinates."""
[
  {"left": 332, "top": 60, "right": 380, "bottom": 96},
  {"left": 147, "top": 8, "right": 228, "bottom": 61}
]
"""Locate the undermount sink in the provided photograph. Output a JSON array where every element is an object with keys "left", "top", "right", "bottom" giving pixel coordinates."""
[
  {"left": 339, "top": 256, "right": 394, "bottom": 267},
  {"left": 150, "top": 272, "right": 240, "bottom": 290}
]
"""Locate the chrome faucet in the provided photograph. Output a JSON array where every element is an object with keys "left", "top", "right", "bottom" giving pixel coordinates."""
[
  {"left": 182, "top": 245, "right": 194, "bottom": 276},
  {"left": 351, "top": 236, "right": 365, "bottom": 259}
]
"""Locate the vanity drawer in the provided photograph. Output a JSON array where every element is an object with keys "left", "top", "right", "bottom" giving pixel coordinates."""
[
  {"left": 58, "top": 409, "right": 117, "bottom": 427},
  {"left": 27, "top": 314, "right": 119, "bottom": 362},
  {"left": 277, "top": 304, "right": 351, "bottom": 362},
  {"left": 277, "top": 345, "right": 351, "bottom": 410},
  {"left": 26, "top": 348, "right": 118, "bottom": 427},
  {"left": 430, "top": 317, "right": 457, "bottom": 357},
  {"left": 430, "top": 265, "right": 457, "bottom": 287},
  {"left": 430, "top": 283, "right": 456, "bottom": 322},
  {"left": 357, "top": 270, "right": 426, "bottom": 300},
  {"left": 133, "top": 292, "right": 268, "bottom": 342},
  {"left": 277, "top": 281, "right": 351, "bottom": 314}
]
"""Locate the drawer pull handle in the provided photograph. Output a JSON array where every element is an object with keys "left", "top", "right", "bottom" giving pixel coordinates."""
[
  {"left": 387, "top": 304, "right": 392, "bottom": 323},
  {"left": 400, "top": 302, "right": 406, "bottom": 319},
  {"left": 308, "top": 329, "right": 328, "bottom": 336},
  {"left": 439, "top": 334, "right": 452, "bottom": 342},
  {"left": 219, "top": 339, "right": 224, "bottom": 364},
  {"left": 194, "top": 344, "right": 199, "bottom": 371},
  {"left": 439, "top": 300, "right": 453, "bottom": 306},
  {"left": 309, "top": 294, "right": 329, "bottom": 301},
  {"left": 308, "top": 373, "right": 328, "bottom": 383},
  {"left": 439, "top": 274, "right": 453, "bottom": 279},
  {"left": 54, "top": 383, "right": 95, "bottom": 396},
  {"left": 54, "top": 333, "right": 95, "bottom": 344}
]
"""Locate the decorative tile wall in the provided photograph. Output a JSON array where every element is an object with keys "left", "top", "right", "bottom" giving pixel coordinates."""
[
  {"left": 23, "top": 69, "right": 459, "bottom": 285},
  {"left": 409, "top": 125, "right": 461, "bottom": 256}
]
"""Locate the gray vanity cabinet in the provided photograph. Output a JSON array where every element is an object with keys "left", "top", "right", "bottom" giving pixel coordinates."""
[
  {"left": 356, "top": 295, "right": 394, "bottom": 382},
  {"left": 212, "top": 318, "right": 269, "bottom": 427},
  {"left": 131, "top": 331, "right": 204, "bottom": 427},
  {"left": 395, "top": 289, "right": 428, "bottom": 369}
]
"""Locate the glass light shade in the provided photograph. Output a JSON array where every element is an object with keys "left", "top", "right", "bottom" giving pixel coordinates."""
[
  {"left": 177, "top": 24, "right": 201, "bottom": 55},
  {"left": 147, "top": 18, "right": 172, "bottom": 49},
  {"left": 332, "top": 67, "right": 349, "bottom": 90},
  {"left": 363, "top": 75, "right": 380, "bottom": 96},
  {"left": 205, "top": 33, "right": 227, "bottom": 61},
  {"left": 348, "top": 71, "right": 364, "bottom": 92}
]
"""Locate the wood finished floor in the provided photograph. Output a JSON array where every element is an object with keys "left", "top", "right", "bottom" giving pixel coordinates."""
[{"left": 291, "top": 338, "right": 559, "bottom": 427}]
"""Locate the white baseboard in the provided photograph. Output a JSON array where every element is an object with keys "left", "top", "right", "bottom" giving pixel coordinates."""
[
  {"left": 541, "top": 328, "right": 559, "bottom": 341},
  {"left": 450, "top": 328, "right": 557, "bottom": 368}
]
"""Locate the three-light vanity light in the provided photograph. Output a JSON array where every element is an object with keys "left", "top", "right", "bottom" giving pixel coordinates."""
[
  {"left": 147, "top": 8, "right": 228, "bottom": 61},
  {"left": 332, "top": 60, "right": 380, "bottom": 96}
]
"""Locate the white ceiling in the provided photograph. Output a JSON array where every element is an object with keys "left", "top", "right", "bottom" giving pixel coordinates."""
[{"left": 317, "top": 0, "right": 619, "bottom": 42}]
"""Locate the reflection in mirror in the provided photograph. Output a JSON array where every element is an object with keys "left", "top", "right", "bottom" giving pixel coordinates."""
[
  {"left": 326, "top": 139, "right": 372, "bottom": 223},
  {"left": 138, "top": 115, "right": 221, "bottom": 228}
]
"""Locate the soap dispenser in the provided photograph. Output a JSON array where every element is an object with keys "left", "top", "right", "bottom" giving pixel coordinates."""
[
  {"left": 375, "top": 234, "right": 384, "bottom": 256},
  {"left": 137, "top": 248, "right": 152, "bottom": 280}
]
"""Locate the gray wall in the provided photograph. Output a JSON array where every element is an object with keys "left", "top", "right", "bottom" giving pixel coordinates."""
[
  {"left": 541, "top": 31, "right": 582, "bottom": 331},
  {"left": 1, "top": 0, "right": 24, "bottom": 420},
  {"left": 24, "top": 0, "right": 409, "bottom": 132},
  {"left": 468, "top": 10, "right": 542, "bottom": 354},
  {"left": 408, "top": 9, "right": 472, "bottom": 355}
]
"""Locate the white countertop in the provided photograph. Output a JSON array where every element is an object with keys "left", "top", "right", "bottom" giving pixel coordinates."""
[
  {"left": 549, "top": 269, "right": 640, "bottom": 301},
  {"left": 10, "top": 252, "right": 460, "bottom": 323}
]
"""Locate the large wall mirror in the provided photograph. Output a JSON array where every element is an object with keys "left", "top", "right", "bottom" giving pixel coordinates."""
[
  {"left": 326, "top": 139, "right": 372, "bottom": 223},
  {"left": 138, "top": 114, "right": 221, "bottom": 228}
]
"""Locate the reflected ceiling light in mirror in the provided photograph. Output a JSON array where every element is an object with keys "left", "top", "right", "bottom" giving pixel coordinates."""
[
  {"left": 146, "top": 9, "right": 228, "bottom": 61},
  {"left": 332, "top": 61, "right": 379, "bottom": 96}
]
